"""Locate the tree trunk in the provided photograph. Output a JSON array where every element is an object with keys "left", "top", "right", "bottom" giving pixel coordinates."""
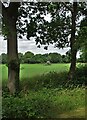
[
  {"left": 7, "top": 21, "right": 20, "bottom": 94},
  {"left": 68, "top": 2, "right": 77, "bottom": 80},
  {"left": 2, "top": 3, "right": 20, "bottom": 94}
]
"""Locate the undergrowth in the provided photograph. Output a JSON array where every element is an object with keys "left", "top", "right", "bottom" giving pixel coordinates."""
[
  {"left": 2, "top": 64, "right": 86, "bottom": 118},
  {"left": 2, "top": 87, "right": 85, "bottom": 118}
]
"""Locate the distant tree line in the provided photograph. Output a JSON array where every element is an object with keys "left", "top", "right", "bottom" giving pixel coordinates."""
[
  {"left": 0, "top": 51, "right": 71, "bottom": 64},
  {"left": 0, "top": 51, "right": 85, "bottom": 64}
]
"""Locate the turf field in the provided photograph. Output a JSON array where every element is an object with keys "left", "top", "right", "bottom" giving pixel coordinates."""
[{"left": 0, "top": 63, "right": 70, "bottom": 81}]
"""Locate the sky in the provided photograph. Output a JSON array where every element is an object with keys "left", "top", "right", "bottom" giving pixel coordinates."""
[
  {"left": 0, "top": 35, "right": 69, "bottom": 55},
  {"left": 0, "top": 35, "right": 80, "bottom": 58}
]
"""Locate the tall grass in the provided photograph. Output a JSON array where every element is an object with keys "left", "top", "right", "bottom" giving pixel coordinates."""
[
  {"left": 2, "top": 87, "right": 85, "bottom": 118},
  {"left": 2, "top": 63, "right": 86, "bottom": 118}
]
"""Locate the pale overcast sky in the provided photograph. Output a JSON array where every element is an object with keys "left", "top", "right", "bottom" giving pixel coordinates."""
[
  {"left": 0, "top": 35, "right": 80, "bottom": 58},
  {"left": 0, "top": 35, "right": 70, "bottom": 55}
]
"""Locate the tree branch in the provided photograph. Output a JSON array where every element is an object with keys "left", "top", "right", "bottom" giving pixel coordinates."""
[{"left": 62, "top": 2, "right": 73, "bottom": 13}]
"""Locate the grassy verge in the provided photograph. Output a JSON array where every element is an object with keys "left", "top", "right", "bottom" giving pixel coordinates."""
[
  {"left": 2, "top": 87, "right": 85, "bottom": 118},
  {"left": 2, "top": 64, "right": 86, "bottom": 118}
]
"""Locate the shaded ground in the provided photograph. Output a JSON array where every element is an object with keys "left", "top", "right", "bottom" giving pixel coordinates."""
[{"left": 59, "top": 107, "right": 86, "bottom": 118}]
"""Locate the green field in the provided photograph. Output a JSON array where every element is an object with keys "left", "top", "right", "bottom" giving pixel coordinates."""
[
  {"left": 1, "top": 63, "right": 70, "bottom": 81},
  {"left": 1, "top": 63, "right": 86, "bottom": 118}
]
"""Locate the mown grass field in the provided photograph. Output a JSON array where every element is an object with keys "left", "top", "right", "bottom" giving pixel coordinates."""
[{"left": 1, "top": 63, "right": 70, "bottom": 81}]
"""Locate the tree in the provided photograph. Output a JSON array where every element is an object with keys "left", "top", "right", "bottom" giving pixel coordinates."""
[
  {"left": 1, "top": 1, "right": 87, "bottom": 94},
  {"left": 18, "top": 53, "right": 24, "bottom": 63},
  {"left": 1, "top": 2, "right": 48, "bottom": 94},
  {"left": 0, "top": 53, "right": 7, "bottom": 64},
  {"left": 48, "top": 53, "right": 62, "bottom": 63},
  {"left": 25, "top": 2, "right": 87, "bottom": 80},
  {"left": 67, "top": 2, "right": 77, "bottom": 80},
  {"left": 23, "top": 51, "right": 34, "bottom": 63},
  {"left": 62, "top": 51, "right": 71, "bottom": 63},
  {"left": 33, "top": 54, "right": 44, "bottom": 63},
  {"left": 24, "top": 51, "right": 34, "bottom": 58},
  {"left": 77, "top": 13, "right": 87, "bottom": 63},
  {"left": 2, "top": 2, "right": 20, "bottom": 94}
]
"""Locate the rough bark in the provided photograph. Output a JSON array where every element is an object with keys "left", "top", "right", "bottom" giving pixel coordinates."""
[
  {"left": 2, "top": 2, "right": 20, "bottom": 94},
  {"left": 68, "top": 2, "right": 77, "bottom": 80}
]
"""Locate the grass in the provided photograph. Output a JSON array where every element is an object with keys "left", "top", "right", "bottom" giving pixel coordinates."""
[
  {"left": 2, "top": 87, "right": 85, "bottom": 118},
  {"left": 0, "top": 63, "right": 70, "bottom": 81},
  {"left": 20, "top": 63, "right": 69, "bottom": 79},
  {"left": 59, "top": 107, "right": 86, "bottom": 118},
  {"left": 1, "top": 63, "right": 86, "bottom": 118}
]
